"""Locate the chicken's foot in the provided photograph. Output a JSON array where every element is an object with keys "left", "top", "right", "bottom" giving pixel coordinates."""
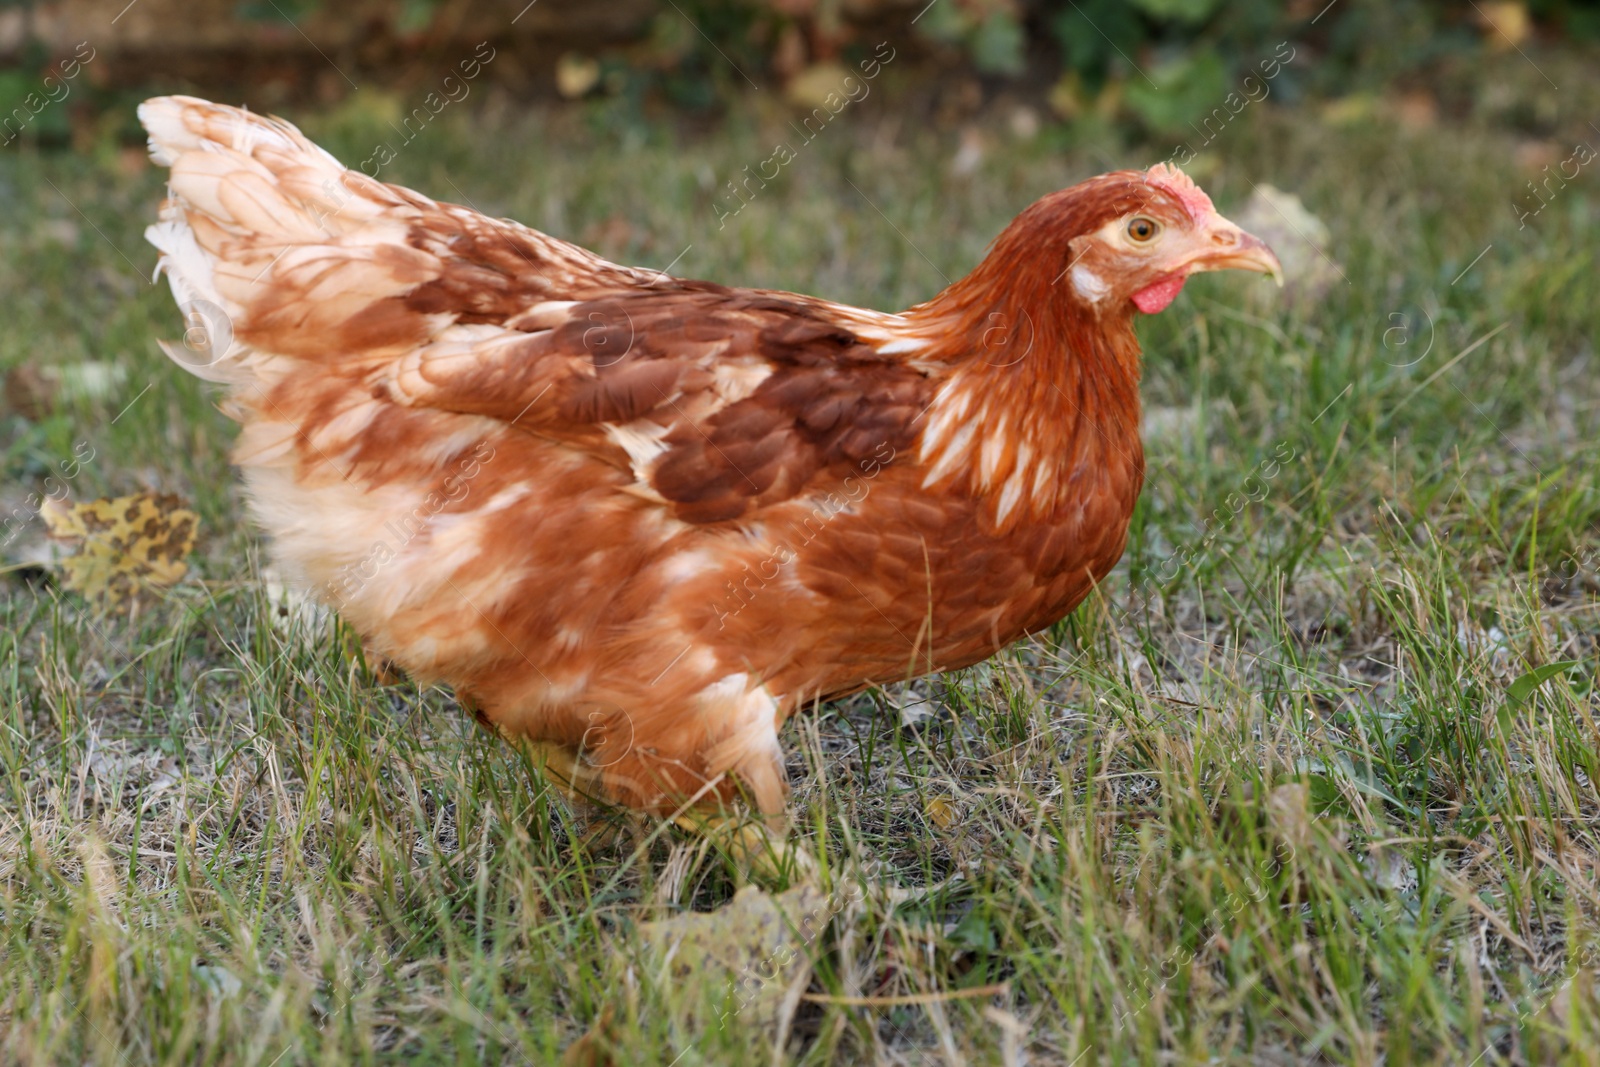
[
  {"left": 504, "top": 732, "right": 814, "bottom": 886},
  {"left": 672, "top": 809, "right": 817, "bottom": 887}
]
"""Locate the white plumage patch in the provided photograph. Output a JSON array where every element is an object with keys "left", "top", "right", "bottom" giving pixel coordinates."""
[
  {"left": 994, "top": 474, "right": 1026, "bottom": 526},
  {"left": 979, "top": 414, "right": 1009, "bottom": 488},
  {"left": 506, "top": 300, "right": 581, "bottom": 331},
  {"left": 920, "top": 376, "right": 1001, "bottom": 491},
  {"left": 918, "top": 373, "right": 1060, "bottom": 525},
  {"left": 603, "top": 420, "right": 672, "bottom": 481},
  {"left": 711, "top": 360, "right": 773, "bottom": 405},
  {"left": 661, "top": 549, "right": 717, "bottom": 583},
  {"left": 1071, "top": 263, "right": 1110, "bottom": 303},
  {"left": 875, "top": 336, "right": 928, "bottom": 355}
]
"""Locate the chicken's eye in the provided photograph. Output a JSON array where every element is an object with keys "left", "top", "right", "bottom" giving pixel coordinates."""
[{"left": 1127, "top": 217, "right": 1161, "bottom": 243}]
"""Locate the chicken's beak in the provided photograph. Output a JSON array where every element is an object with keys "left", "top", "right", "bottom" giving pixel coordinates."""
[{"left": 1184, "top": 216, "right": 1284, "bottom": 287}]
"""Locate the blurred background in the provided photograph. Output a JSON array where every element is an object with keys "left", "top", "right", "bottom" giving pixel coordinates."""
[{"left": 1, "top": 0, "right": 1595, "bottom": 158}]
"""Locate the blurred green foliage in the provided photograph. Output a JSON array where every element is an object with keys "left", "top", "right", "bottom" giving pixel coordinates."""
[
  {"left": 0, "top": 0, "right": 1594, "bottom": 147},
  {"left": 594, "top": 0, "right": 1594, "bottom": 132}
]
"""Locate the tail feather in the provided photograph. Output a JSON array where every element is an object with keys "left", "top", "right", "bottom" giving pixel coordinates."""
[
  {"left": 140, "top": 95, "right": 629, "bottom": 385},
  {"left": 138, "top": 95, "right": 341, "bottom": 172},
  {"left": 139, "top": 95, "right": 441, "bottom": 379}
]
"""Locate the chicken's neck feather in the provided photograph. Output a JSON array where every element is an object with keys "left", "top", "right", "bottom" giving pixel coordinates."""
[{"left": 903, "top": 197, "right": 1146, "bottom": 533}]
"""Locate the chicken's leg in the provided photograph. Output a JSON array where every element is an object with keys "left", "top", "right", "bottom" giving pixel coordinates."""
[
  {"left": 503, "top": 729, "right": 813, "bottom": 885},
  {"left": 672, "top": 809, "right": 816, "bottom": 884}
]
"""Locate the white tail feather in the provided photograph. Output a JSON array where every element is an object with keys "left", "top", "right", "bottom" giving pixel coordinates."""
[{"left": 139, "top": 95, "right": 416, "bottom": 381}]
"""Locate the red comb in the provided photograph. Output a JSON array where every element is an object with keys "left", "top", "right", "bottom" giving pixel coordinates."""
[{"left": 1143, "top": 163, "right": 1216, "bottom": 221}]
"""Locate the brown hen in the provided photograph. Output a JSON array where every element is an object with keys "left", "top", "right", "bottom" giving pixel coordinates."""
[{"left": 140, "top": 96, "right": 1280, "bottom": 830}]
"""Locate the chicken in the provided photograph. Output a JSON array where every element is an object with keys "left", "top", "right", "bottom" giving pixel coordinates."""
[{"left": 139, "top": 96, "right": 1280, "bottom": 833}]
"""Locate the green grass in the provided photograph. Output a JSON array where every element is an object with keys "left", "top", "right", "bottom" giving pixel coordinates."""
[{"left": 3, "top": 54, "right": 1600, "bottom": 1064}]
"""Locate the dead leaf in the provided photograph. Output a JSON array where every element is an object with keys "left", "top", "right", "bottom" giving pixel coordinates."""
[
  {"left": 640, "top": 883, "right": 830, "bottom": 1041},
  {"left": 1230, "top": 184, "right": 1343, "bottom": 303},
  {"left": 892, "top": 683, "right": 938, "bottom": 726},
  {"left": 567, "top": 883, "right": 838, "bottom": 1063},
  {"left": 1363, "top": 844, "right": 1418, "bottom": 893},
  {"left": 1008, "top": 106, "right": 1040, "bottom": 141},
  {"left": 784, "top": 63, "right": 851, "bottom": 111},
  {"left": 117, "top": 146, "right": 151, "bottom": 177},
  {"left": 556, "top": 53, "right": 601, "bottom": 99},
  {"left": 40, "top": 492, "right": 198, "bottom": 606},
  {"left": 1266, "top": 782, "right": 1313, "bottom": 856},
  {"left": 1475, "top": 1, "right": 1531, "bottom": 50},
  {"left": 925, "top": 796, "right": 959, "bottom": 830}
]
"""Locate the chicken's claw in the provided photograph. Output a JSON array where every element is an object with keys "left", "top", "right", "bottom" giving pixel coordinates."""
[{"left": 673, "top": 811, "right": 818, "bottom": 888}]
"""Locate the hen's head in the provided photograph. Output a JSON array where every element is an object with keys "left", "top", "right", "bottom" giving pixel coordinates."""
[{"left": 1005, "top": 163, "right": 1282, "bottom": 318}]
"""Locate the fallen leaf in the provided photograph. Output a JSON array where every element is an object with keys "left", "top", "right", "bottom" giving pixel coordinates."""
[
  {"left": 891, "top": 683, "right": 938, "bottom": 726},
  {"left": 556, "top": 53, "right": 601, "bottom": 99},
  {"left": 1474, "top": 1, "right": 1530, "bottom": 50},
  {"left": 772, "top": 23, "right": 806, "bottom": 79},
  {"left": 925, "top": 796, "right": 959, "bottom": 830},
  {"left": 40, "top": 492, "right": 198, "bottom": 606},
  {"left": 1230, "top": 184, "right": 1343, "bottom": 303},
  {"left": 1008, "top": 105, "right": 1040, "bottom": 141},
  {"left": 117, "top": 145, "right": 151, "bottom": 177},
  {"left": 562, "top": 1005, "right": 617, "bottom": 1067},
  {"left": 642, "top": 883, "right": 829, "bottom": 1040},
  {"left": 784, "top": 63, "right": 851, "bottom": 111},
  {"left": 566, "top": 882, "right": 838, "bottom": 1063}
]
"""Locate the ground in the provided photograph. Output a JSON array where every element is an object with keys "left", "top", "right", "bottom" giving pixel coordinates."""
[{"left": 1, "top": 56, "right": 1598, "bottom": 1064}]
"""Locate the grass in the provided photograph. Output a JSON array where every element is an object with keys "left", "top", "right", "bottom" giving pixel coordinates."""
[{"left": 2, "top": 50, "right": 1599, "bottom": 1064}]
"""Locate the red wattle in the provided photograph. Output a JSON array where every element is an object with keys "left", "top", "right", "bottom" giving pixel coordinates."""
[{"left": 1131, "top": 274, "right": 1187, "bottom": 314}]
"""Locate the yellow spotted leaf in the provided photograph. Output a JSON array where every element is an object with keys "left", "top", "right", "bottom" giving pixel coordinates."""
[
  {"left": 638, "top": 883, "right": 828, "bottom": 1033},
  {"left": 925, "top": 796, "right": 959, "bottom": 830},
  {"left": 39, "top": 492, "right": 198, "bottom": 605}
]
